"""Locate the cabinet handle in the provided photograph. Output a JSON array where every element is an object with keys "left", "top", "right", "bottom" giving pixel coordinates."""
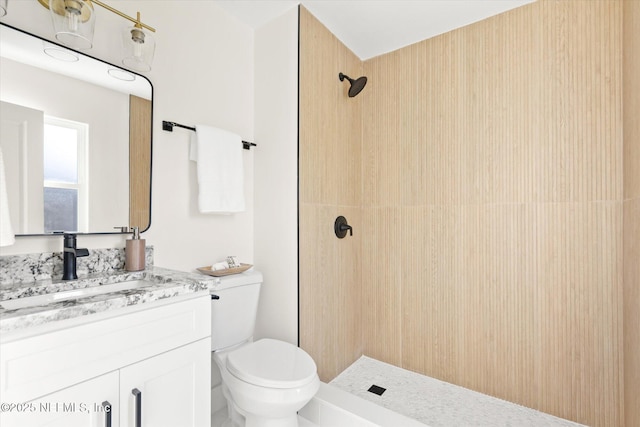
[
  {"left": 132, "top": 388, "right": 142, "bottom": 427},
  {"left": 102, "top": 401, "right": 111, "bottom": 427}
]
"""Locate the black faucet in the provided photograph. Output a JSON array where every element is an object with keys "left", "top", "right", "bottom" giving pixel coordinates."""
[{"left": 62, "top": 233, "right": 89, "bottom": 280}]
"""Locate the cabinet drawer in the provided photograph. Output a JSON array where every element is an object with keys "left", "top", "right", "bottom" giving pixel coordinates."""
[{"left": 1, "top": 296, "right": 210, "bottom": 403}]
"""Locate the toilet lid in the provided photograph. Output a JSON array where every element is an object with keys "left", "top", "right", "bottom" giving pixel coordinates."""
[{"left": 226, "top": 339, "right": 317, "bottom": 389}]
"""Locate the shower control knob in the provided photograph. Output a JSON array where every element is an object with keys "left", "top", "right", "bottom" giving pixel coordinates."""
[{"left": 334, "top": 216, "right": 353, "bottom": 239}]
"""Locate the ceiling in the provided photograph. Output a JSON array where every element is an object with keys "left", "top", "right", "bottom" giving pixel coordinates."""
[{"left": 214, "top": 0, "right": 535, "bottom": 60}]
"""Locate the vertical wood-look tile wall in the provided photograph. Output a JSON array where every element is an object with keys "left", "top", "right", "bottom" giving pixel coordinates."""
[
  {"left": 623, "top": 1, "right": 640, "bottom": 426},
  {"left": 299, "top": 7, "right": 363, "bottom": 381},
  {"left": 129, "top": 95, "right": 151, "bottom": 231},
  {"left": 361, "top": 1, "right": 625, "bottom": 426},
  {"left": 299, "top": 1, "right": 637, "bottom": 425}
]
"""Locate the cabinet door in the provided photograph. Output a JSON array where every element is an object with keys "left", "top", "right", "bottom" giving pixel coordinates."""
[
  {"left": 119, "top": 338, "right": 210, "bottom": 427},
  {"left": 0, "top": 370, "right": 119, "bottom": 427}
]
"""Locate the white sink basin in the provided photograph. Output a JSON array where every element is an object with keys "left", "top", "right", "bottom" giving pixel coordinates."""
[{"left": 0, "top": 280, "right": 155, "bottom": 310}]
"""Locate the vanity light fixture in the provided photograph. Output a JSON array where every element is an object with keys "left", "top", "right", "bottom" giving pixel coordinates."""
[
  {"left": 38, "top": 0, "right": 156, "bottom": 72},
  {"left": 40, "top": 0, "right": 96, "bottom": 50},
  {"left": 121, "top": 11, "right": 155, "bottom": 72}
]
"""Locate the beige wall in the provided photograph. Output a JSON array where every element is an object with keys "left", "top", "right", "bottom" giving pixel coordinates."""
[
  {"left": 361, "top": 1, "right": 625, "bottom": 425},
  {"left": 299, "top": 7, "right": 363, "bottom": 381},
  {"left": 623, "top": 1, "right": 640, "bottom": 426},
  {"left": 300, "top": 1, "right": 638, "bottom": 426}
]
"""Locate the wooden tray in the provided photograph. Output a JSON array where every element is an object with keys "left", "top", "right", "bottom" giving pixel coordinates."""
[{"left": 197, "top": 263, "right": 252, "bottom": 277}]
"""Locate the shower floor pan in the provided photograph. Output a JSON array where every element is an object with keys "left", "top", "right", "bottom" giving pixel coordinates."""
[{"left": 327, "top": 356, "right": 586, "bottom": 427}]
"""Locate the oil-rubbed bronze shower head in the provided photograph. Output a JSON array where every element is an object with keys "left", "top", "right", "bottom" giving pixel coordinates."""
[{"left": 339, "top": 72, "right": 367, "bottom": 97}]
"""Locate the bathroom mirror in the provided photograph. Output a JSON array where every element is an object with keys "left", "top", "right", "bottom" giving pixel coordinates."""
[{"left": 0, "top": 22, "right": 152, "bottom": 236}]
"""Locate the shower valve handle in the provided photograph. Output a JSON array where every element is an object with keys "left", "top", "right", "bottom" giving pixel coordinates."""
[
  {"left": 334, "top": 216, "right": 353, "bottom": 238},
  {"left": 339, "top": 224, "right": 352, "bottom": 236}
]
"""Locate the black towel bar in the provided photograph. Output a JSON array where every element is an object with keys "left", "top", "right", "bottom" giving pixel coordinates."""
[{"left": 162, "top": 120, "right": 256, "bottom": 150}]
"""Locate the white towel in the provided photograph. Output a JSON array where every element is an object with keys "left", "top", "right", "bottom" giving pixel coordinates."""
[
  {"left": 0, "top": 147, "right": 15, "bottom": 246},
  {"left": 212, "top": 261, "right": 229, "bottom": 271},
  {"left": 189, "top": 125, "right": 245, "bottom": 214}
]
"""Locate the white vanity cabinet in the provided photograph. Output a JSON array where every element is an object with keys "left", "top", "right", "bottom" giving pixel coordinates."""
[
  {"left": 119, "top": 338, "right": 210, "bottom": 427},
  {"left": 0, "top": 295, "right": 211, "bottom": 427},
  {"left": 1, "top": 371, "right": 120, "bottom": 427}
]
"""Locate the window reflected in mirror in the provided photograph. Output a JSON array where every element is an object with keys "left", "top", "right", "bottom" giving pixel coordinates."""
[{"left": 43, "top": 117, "right": 87, "bottom": 233}]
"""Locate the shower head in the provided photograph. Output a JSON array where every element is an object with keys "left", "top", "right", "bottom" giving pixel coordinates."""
[{"left": 339, "top": 72, "right": 367, "bottom": 97}]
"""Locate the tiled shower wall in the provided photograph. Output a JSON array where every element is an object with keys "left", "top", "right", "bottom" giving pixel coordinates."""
[
  {"left": 299, "top": 1, "right": 638, "bottom": 426},
  {"left": 361, "top": 1, "right": 626, "bottom": 426},
  {"left": 299, "top": 7, "right": 363, "bottom": 382},
  {"left": 623, "top": 1, "right": 640, "bottom": 426}
]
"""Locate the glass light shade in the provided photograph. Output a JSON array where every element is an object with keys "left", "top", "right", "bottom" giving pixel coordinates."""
[
  {"left": 0, "top": 0, "right": 8, "bottom": 18},
  {"left": 121, "top": 25, "right": 155, "bottom": 72},
  {"left": 49, "top": 0, "right": 95, "bottom": 50}
]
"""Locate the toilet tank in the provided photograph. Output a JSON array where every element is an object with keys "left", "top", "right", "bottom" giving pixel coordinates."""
[{"left": 210, "top": 270, "right": 263, "bottom": 351}]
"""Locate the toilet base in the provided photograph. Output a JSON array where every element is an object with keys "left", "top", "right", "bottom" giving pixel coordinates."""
[
  {"left": 223, "top": 394, "right": 300, "bottom": 427},
  {"left": 222, "top": 386, "right": 245, "bottom": 427}
]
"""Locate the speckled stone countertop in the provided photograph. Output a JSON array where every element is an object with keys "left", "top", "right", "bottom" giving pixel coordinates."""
[
  {"left": 0, "top": 247, "right": 155, "bottom": 285},
  {"left": 0, "top": 248, "right": 217, "bottom": 334},
  {"left": 0, "top": 266, "right": 216, "bottom": 334}
]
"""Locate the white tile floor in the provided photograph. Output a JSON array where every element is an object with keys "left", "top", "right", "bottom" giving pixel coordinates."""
[
  {"left": 212, "top": 406, "right": 321, "bottom": 427},
  {"left": 329, "top": 356, "right": 586, "bottom": 427}
]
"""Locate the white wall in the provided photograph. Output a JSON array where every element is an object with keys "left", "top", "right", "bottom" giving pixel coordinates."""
[
  {"left": 0, "top": 1, "right": 256, "bottom": 273},
  {"left": 135, "top": 2, "right": 255, "bottom": 271},
  {"left": 253, "top": 6, "right": 299, "bottom": 345},
  {"left": 0, "top": 101, "right": 44, "bottom": 235}
]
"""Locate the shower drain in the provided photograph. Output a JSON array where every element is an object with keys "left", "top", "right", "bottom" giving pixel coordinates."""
[{"left": 367, "top": 384, "right": 387, "bottom": 396}]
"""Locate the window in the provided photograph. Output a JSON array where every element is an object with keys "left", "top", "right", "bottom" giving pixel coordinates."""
[{"left": 43, "top": 117, "right": 88, "bottom": 233}]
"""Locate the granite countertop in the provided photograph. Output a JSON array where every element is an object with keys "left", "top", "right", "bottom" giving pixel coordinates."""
[{"left": 0, "top": 266, "right": 216, "bottom": 334}]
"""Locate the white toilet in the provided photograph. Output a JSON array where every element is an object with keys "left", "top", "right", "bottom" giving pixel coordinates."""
[{"left": 210, "top": 270, "right": 320, "bottom": 427}]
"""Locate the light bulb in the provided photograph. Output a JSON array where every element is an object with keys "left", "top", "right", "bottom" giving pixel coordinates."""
[
  {"left": 66, "top": 10, "right": 79, "bottom": 32},
  {"left": 131, "top": 28, "right": 145, "bottom": 59}
]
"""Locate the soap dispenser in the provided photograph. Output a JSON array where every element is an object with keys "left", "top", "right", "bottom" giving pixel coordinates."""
[{"left": 125, "top": 227, "right": 146, "bottom": 271}]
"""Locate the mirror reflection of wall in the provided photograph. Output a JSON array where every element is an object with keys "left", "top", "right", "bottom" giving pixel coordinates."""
[
  {"left": 0, "top": 101, "right": 43, "bottom": 234},
  {"left": 0, "top": 57, "right": 129, "bottom": 234}
]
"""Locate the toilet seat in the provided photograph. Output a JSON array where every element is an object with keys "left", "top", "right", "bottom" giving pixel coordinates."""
[{"left": 226, "top": 338, "right": 317, "bottom": 389}]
